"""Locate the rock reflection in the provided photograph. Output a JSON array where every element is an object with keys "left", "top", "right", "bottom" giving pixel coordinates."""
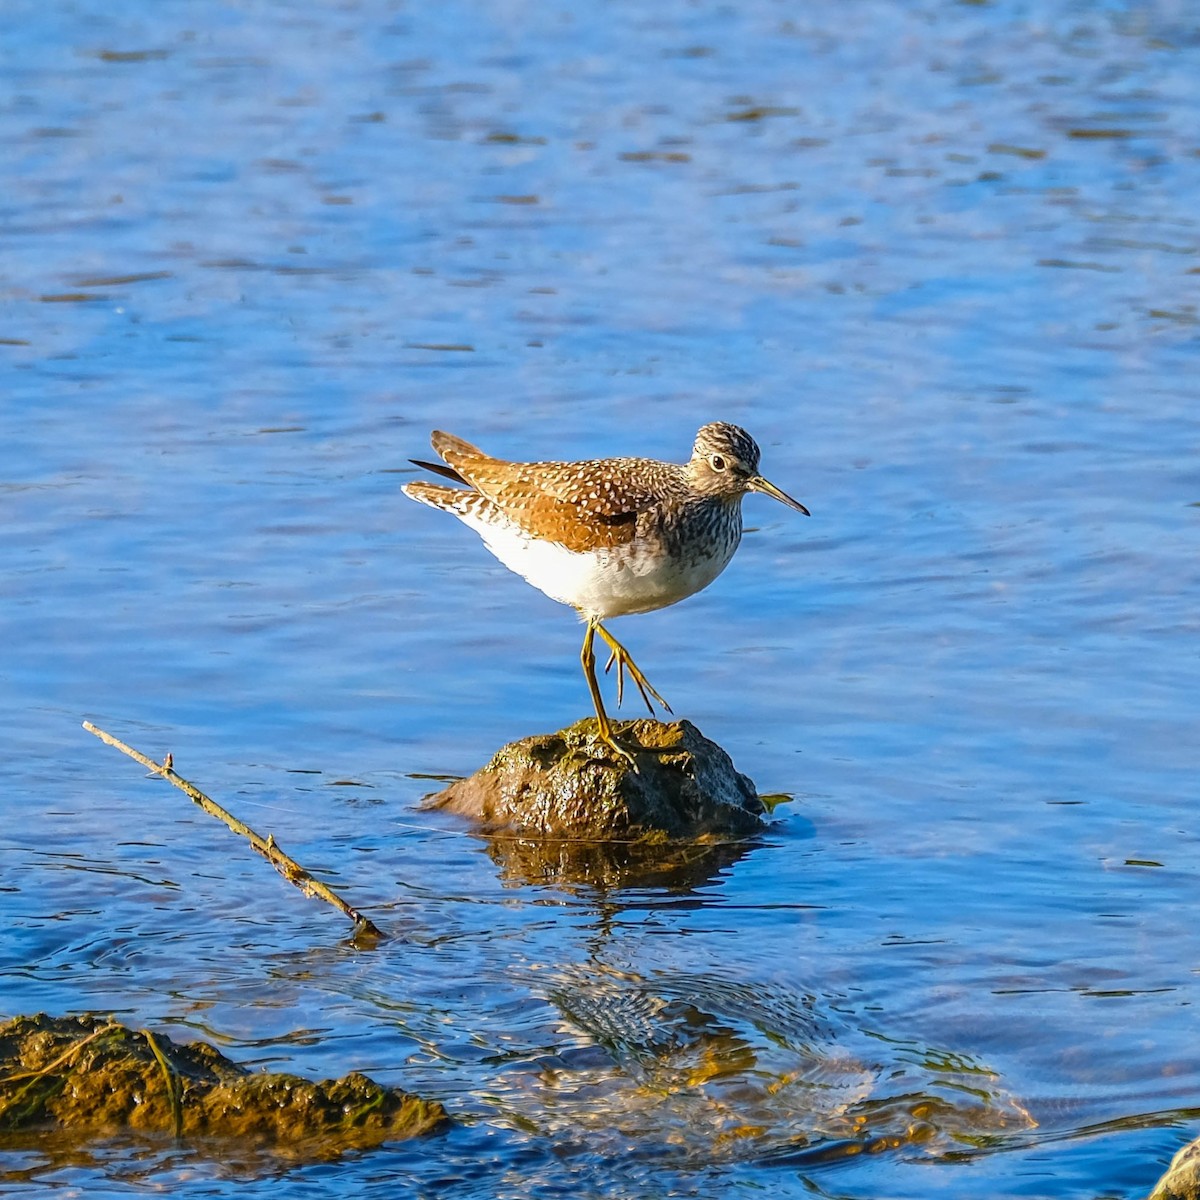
[{"left": 479, "top": 828, "right": 758, "bottom": 891}]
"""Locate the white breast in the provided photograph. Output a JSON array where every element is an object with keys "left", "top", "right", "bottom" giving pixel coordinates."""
[{"left": 466, "top": 514, "right": 738, "bottom": 620}]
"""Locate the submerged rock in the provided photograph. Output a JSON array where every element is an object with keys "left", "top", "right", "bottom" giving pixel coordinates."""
[
  {"left": 0, "top": 1014, "right": 447, "bottom": 1158},
  {"left": 1152, "top": 1137, "right": 1200, "bottom": 1200},
  {"left": 428, "top": 718, "right": 765, "bottom": 840}
]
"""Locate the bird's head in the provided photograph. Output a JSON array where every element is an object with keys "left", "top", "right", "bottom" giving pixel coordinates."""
[{"left": 685, "top": 422, "right": 809, "bottom": 514}]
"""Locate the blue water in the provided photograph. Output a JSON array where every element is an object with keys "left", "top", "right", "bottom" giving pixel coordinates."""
[{"left": 3, "top": 1, "right": 1199, "bottom": 1196}]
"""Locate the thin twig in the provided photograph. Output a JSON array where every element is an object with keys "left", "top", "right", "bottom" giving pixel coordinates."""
[
  {"left": 143, "top": 1028, "right": 184, "bottom": 1138},
  {"left": 82, "top": 721, "right": 386, "bottom": 940}
]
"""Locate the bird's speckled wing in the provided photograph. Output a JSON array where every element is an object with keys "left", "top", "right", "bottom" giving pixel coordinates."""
[{"left": 429, "top": 431, "right": 674, "bottom": 553}]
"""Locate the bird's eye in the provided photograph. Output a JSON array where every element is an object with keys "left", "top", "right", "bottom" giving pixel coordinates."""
[{"left": 710, "top": 453, "right": 727, "bottom": 472}]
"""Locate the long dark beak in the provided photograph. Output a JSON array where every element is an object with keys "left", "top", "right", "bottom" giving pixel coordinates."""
[{"left": 747, "top": 475, "right": 810, "bottom": 516}]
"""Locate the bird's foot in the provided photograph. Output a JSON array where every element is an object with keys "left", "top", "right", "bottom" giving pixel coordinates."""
[
  {"left": 598, "top": 637, "right": 673, "bottom": 718},
  {"left": 592, "top": 718, "right": 640, "bottom": 772}
]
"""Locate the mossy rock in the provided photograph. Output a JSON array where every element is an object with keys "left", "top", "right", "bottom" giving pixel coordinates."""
[
  {"left": 1152, "top": 1138, "right": 1200, "bottom": 1200},
  {"left": 428, "top": 718, "right": 765, "bottom": 840},
  {"left": 0, "top": 1014, "right": 447, "bottom": 1158}
]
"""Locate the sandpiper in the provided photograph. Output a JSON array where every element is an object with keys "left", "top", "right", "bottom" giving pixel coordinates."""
[{"left": 403, "top": 422, "right": 808, "bottom": 765}]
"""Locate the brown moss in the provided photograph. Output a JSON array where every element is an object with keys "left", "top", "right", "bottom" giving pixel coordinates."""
[{"left": 0, "top": 1014, "right": 447, "bottom": 1159}]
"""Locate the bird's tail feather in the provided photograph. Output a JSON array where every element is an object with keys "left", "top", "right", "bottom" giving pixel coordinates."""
[
  {"left": 430, "top": 430, "right": 488, "bottom": 467},
  {"left": 402, "top": 481, "right": 465, "bottom": 510},
  {"left": 409, "top": 457, "right": 467, "bottom": 484}
]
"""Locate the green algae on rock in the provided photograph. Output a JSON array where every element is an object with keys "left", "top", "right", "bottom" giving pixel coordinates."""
[
  {"left": 0, "top": 1014, "right": 447, "bottom": 1158},
  {"left": 428, "top": 718, "right": 765, "bottom": 840}
]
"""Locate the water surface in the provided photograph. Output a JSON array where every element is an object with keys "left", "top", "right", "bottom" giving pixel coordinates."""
[{"left": 3, "top": 1, "right": 1199, "bottom": 1197}]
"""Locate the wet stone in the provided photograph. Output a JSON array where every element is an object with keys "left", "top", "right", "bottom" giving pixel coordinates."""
[
  {"left": 428, "top": 718, "right": 766, "bottom": 840},
  {"left": 0, "top": 1014, "right": 448, "bottom": 1159},
  {"left": 1151, "top": 1137, "right": 1200, "bottom": 1200}
]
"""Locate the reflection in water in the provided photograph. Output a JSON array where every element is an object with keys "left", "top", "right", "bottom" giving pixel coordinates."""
[
  {"left": 491, "top": 964, "right": 1033, "bottom": 1165},
  {"left": 480, "top": 830, "right": 759, "bottom": 891}
]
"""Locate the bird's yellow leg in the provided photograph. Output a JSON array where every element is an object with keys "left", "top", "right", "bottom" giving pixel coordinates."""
[
  {"left": 593, "top": 621, "right": 673, "bottom": 716},
  {"left": 581, "top": 619, "right": 638, "bottom": 768}
]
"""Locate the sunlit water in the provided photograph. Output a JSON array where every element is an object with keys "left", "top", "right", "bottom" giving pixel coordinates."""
[{"left": 3, "top": 1, "right": 1199, "bottom": 1197}]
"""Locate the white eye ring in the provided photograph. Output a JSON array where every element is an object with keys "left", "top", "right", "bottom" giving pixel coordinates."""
[{"left": 710, "top": 453, "right": 727, "bottom": 472}]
